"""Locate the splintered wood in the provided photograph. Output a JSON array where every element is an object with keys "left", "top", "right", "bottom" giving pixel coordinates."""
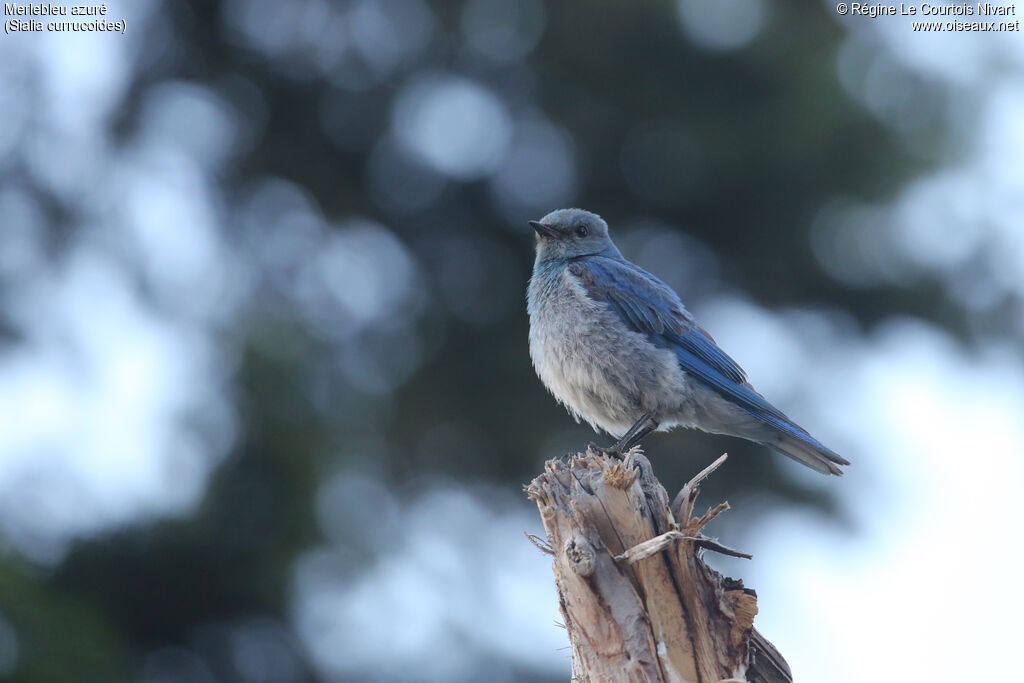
[{"left": 526, "top": 451, "right": 792, "bottom": 683}]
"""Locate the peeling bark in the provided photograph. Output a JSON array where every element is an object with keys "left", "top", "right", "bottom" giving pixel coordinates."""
[{"left": 526, "top": 450, "right": 792, "bottom": 683}]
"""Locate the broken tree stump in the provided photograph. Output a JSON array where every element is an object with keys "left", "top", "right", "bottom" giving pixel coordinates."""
[{"left": 526, "top": 450, "right": 792, "bottom": 683}]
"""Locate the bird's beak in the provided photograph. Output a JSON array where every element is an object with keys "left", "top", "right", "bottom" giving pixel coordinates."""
[{"left": 530, "top": 220, "right": 558, "bottom": 239}]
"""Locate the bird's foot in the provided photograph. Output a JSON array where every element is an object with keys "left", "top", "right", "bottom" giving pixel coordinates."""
[
  {"left": 585, "top": 441, "right": 626, "bottom": 459},
  {"left": 582, "top": 414, "right": 659, "bottom": 460},
  {"left": 613, "top": 413, "right": 660, "bottom": 453}
]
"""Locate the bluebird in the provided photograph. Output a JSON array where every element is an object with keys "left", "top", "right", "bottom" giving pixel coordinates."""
[{"left": 526, "top": 208, "right": 848, "bottom": 475}]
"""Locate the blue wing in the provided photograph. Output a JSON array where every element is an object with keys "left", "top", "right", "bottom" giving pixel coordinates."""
[
  {"left": 568, "top": 256, "right": 747, "bottom": 384},
  {"left": 568, "top": 256, "right": 833, "bottom": 449}
]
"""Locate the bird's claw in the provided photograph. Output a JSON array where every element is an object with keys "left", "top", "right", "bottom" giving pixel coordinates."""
[{"left": 585, "top": 441, "right": 625, "bottom": 459}]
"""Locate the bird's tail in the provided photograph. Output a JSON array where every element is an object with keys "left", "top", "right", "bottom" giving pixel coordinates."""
[
  {"left": 696, "top": 385, "right": 849, "bottom": 475},
  {"left": 765, "top": 430, "right": 849, "bottom": 476}
]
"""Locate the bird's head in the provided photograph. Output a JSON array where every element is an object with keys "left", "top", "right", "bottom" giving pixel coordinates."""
[{"left": 530, "top": 208, "right": 620, "bottom": 264}]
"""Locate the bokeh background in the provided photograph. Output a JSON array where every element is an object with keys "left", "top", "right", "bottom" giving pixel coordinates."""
[{"left": 2, "top": 1, "right": 1023, "bottom": 681}]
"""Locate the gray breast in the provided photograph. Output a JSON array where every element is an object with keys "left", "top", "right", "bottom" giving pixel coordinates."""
[{"left": 527, "top": 266, "right": 692, "bottom": 436}]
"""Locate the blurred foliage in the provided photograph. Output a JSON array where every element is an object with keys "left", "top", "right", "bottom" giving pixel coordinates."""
[{"left": 0, "top": 0, "right": 960, "bottom": 681}]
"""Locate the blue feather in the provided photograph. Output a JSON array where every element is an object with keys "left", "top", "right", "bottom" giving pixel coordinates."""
[
  {"left": 569, "top": 255, "right": 840, "bottom": 458},
  {"left": 569, "top": 256, "right": 746, "bottom": 383}
]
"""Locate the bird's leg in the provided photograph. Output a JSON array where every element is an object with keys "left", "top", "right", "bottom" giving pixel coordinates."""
[
  {"left": 587, "top": 413, "right": 659, "bottom": 458},
  {"left": 613, "top": 413, "right": 659, "bottom": 452}
]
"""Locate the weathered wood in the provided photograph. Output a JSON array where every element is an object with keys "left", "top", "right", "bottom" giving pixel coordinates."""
[{"left": 526, "top": 449, "right": 791, "bottom": 683}]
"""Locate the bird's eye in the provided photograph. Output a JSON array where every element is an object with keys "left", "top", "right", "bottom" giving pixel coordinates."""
[{"left": 575, "top": 225, "right": 589, "bottom": 237}]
